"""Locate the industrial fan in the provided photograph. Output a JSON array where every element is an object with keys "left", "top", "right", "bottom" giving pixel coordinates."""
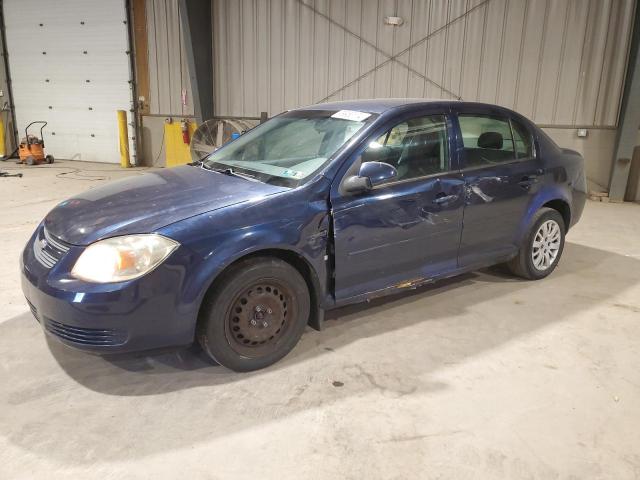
[{"left": 189, "top": 118, "right": 258, "bottom": 162}]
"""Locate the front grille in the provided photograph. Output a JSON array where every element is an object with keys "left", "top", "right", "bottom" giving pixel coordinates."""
[
  {"left": 33, "top": 227, "right": 70, "bottom": 269},
  {"left": 44, "top": 319, "right": 126, "bottom": 346}
]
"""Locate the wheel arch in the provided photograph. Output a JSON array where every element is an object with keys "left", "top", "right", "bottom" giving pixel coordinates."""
[
  {"left": 541, "top": 198, "right": 571, "bottom": 231},
  {"left": 196, "top": 247, "right": 326, "bottom": 336}
]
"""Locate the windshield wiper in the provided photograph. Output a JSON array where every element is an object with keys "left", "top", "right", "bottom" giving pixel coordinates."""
[
  {"left": 212, "top": 167, "right": 260, "bottom": 182},
  {"left": 188, "top": 160, "right": 213, "bottom": 170}
]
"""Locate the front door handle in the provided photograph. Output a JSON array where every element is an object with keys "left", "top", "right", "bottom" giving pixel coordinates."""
[
  {"left": 518, "top": 175, "right": 538, "bottom": 188},
  {"left": 432, "top": 193, "right": 458, "bottom": 205}
]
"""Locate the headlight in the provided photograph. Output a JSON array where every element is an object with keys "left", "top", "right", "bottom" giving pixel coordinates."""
[{"left": 71, "top": 234, "right": 179, "bottom": 283}]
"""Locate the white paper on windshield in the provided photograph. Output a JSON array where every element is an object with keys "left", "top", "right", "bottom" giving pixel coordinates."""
[
  {"left": 331, "top": 110, "right": 371, "bottom": 122},
  {"left": 282, "top": 169, "right": 306, "bottom": 179}
]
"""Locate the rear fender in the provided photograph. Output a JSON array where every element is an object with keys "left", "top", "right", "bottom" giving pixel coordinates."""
[{"left": 517, "top": 185, "right": 571, "bottom": 244}]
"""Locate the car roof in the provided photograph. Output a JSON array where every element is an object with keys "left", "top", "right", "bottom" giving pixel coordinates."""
[
  {"left": 297, "top": 98, "right": 534, "bottom": 127},
  {"left": 299, "top": 98, "right": 459, "bottom": 114}
]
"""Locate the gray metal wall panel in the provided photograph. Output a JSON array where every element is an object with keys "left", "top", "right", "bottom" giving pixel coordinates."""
[
  {"left": 406, "top": 0, "right": 430, "bottom": 98},
  {"left": 145, "top": 0, "right": 194, "bottom": 116},
  {"left": 553, "top": 0, "right": 589, "bottom": 125},
  {"left": 533, "top": 0, "right": 567, "bottom": 124},
  {"left": 342, "top": 0, "right": 363, "bottom": 100},
  {"left": 357, "top": 0, "right": 379, "bottom": 98},
  {"left": 391, "top": 0, "right": 412, "bottom": 98},
  {"left": 595, "top": 0, "right": 636, "bottom": 126},
  {"left": 477, "top": 0, "right": 504, "bottom": 103},
  {"left": 327, "top": 0, "right": 346, "bottom": 101},
  {"left": 256, "top": 0, "right": 271, "bottom": 113},
  {"left": 425, "top": 4, "right": 448, "bottom": 98},
  {"left": 211, "top": 0, "right": 635, "bottom": 127},
  {"left": 574, "top": 0, "right": 612, "bottom": 125},
  {"left": 460, "top": 1, "right": 485, "bottom": 101},
  {"left": 284, "top": 0, "right": 301, "bottom": 109},
  {"left": 514, "top": 0, "right": 546, "bottom": 119}
]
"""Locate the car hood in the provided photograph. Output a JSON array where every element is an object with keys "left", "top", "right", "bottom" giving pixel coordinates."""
[{"left": 44, "top": 165, "right": 288, "bottom": 245}]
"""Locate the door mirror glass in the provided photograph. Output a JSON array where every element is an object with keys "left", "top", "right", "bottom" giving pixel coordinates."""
[{"left": 343, "top": 175, "right": 372, "bottom": 194}]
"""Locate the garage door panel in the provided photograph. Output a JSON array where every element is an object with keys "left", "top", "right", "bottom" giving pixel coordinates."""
[
  {"left": 4, "top": 0, "right": 132, "bottom": 163},
  {"left": 14, "top": 107, "right": 119, "bottom": 133},
  {"left": 6, "top": 27, "right": 128, "bottom": 52},
  {"left": 43, "top": 132, "right": 124, "bottom": 164},
  {"left": 8, "top": 86, "right": 132, "bottom": 109},
  {"left": 11, "top": 0, "right": 129, "bottom": 24},
  {"left": 10, "top": 53, "right": 130, "bottom": 79}
]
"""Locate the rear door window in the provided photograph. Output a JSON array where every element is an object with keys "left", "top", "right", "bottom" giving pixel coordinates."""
[{"left": 458, "top": 115, "right": 516, "bottom": 168}]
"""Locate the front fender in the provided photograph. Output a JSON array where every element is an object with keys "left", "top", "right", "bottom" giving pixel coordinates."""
[{"left": 157, "top": 185, "right": 331, "bottom": 334}]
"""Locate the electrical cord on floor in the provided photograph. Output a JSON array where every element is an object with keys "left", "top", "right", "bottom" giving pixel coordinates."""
[
  {"left": 0, "top": 164, "right": 152, "bottom": 181},
  {"left": 0, "top": 147, "right": 18, "bottom": 161},
  {"left": 153, "top": 126, "right": 166, "bottom": 165}
]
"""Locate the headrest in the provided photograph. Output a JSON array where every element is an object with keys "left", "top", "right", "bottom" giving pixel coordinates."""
[{"left": 477, "top": 131, "right": 503, "bottom": 149}]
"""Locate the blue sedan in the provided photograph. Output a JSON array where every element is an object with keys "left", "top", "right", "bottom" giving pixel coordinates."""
[{"left": 21, "top": 99, "right": 586, "bottom": 371}]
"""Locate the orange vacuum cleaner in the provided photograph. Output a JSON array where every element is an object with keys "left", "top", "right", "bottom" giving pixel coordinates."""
[{"left": 18, "top": 121, "right": 54, "bottom": 165}]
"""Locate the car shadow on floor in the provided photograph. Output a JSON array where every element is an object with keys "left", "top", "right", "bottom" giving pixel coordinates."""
[{"left": 1, "top": 241, "right": 638, "bottom": 464}]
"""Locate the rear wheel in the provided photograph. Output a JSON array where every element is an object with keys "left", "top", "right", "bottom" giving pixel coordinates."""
[
  {"left": 25, "top": 155, "right": 35, "bottom": 166},
  {"left": 45, "top": 155, "right": 54, "bottom": 164},
  {"left": 197, "top": 257, "right": 310, "bottom": 372},
  {"left": 506, "top": 207, "right": 565, "bottom": 280}
]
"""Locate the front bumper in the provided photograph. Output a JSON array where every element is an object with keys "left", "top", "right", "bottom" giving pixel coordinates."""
[{"left": 21, "top": 225, "right": 200, "bottom": 354}]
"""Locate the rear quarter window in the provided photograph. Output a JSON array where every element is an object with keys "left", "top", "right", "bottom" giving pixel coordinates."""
[{"left": 511, "top": 119, "right": 534, "bottom": 159}]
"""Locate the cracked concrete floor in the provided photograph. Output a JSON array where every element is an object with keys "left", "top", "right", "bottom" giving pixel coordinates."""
[{"left": 1, "top": 161, "right": 640, "bottom": 479}]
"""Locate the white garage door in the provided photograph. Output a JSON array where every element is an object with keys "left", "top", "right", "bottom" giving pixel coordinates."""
[{"left": 3, "top": 0, "right": 133, "bottom": 163}]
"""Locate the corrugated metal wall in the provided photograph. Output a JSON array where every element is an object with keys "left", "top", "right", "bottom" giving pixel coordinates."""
[
  {"left": 145, "top": 0, "right": 194, "bottom": 115},
  {"left": 212, "top": 0, "right": 635, "bottom": 127}
]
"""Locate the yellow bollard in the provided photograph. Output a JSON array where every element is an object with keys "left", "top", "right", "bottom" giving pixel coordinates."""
[{"left": 117, "top": 110, "right": 131, "bottom": 168}]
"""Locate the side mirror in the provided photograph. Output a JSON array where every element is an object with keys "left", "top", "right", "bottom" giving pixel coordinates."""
[
  {"left": 360, "top": 161, "right": 398, "bottom": 186},
  {"left": 343, "top": 160, "right": 398, "bottom": 194}
]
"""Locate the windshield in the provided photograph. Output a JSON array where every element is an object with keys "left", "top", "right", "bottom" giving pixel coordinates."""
[{"left": 202, "top": 109, "right": 375, "bottom": 187}]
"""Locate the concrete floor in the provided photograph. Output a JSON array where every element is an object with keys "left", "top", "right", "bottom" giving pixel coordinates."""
[{"left": 1, "top": 160, "right": 640, "bottom": 479}]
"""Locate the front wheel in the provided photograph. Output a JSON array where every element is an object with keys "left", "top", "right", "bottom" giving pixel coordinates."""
[
  {"left": 506, "top": 207, "right": 566, "bottom": 280},
  {"left": 197, "top": 257, "right": 310, "bottom": 372}
]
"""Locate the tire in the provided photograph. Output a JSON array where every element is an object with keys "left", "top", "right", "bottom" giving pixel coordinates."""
[
  {"left": 197, "top": 257, "right": 310, "bottom": 372},
  {"left": 506, "top": 207, "right": 566, "bottom": 280},
  {"left": 46, "top": 155, "right": 54, "bottom": 164},
  {"left": 25, "top": 155, "right": 35, "bottom": 166}
]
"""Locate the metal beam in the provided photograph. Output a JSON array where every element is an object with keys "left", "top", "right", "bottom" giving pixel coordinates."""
[
  {"left": 178, "top": 0, "right": 214, "bottom": 123},
  {"left": 609, "top": 1, "right": 640, "bottom": 201}
]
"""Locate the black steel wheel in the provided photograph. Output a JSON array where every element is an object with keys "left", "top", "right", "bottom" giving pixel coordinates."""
[
  {"left": 225, "top": 280, "right": 296, "bottom": 358},
  {"left": 197, "top": 257, "right": 310, "bottom": 372}
]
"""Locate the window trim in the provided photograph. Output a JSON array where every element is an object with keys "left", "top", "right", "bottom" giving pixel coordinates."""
[{"left": 369, "top": 167, "right": 456, "bottom": 190}]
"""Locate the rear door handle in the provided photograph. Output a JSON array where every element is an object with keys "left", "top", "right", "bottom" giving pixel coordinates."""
[{"left": 432, "top": 194, "right": 458, "bottom": 205}]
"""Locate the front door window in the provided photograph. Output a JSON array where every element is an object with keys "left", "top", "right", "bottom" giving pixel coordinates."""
[{"left": 361, "top": 115, "right": 449, "bottom": 181}]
